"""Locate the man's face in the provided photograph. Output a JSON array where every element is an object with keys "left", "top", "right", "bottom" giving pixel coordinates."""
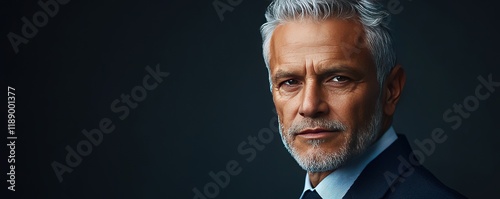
[{"left": 269, "top": 18, "right": 382, "bottom": 172}]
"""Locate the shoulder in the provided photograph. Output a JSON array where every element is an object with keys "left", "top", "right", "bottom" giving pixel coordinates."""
[
  {"left": 383, "top": 165, "right": 467, "bottom": 199},
  {"left": 344, "top": 134, "right": 467, "bottom": 199}
]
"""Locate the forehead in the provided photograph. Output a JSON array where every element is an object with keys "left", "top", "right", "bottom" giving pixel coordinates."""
[{"left": 269, "top": 18, "right": 371, "bottom": 69}]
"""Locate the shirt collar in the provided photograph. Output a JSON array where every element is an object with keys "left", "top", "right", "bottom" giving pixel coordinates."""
[{"left": 300, "top": 126, "right": 398, "bottom": 199}]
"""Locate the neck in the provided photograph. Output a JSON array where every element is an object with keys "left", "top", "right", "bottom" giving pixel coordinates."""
[
  {"left": 308, "top": 170, "right": 333, "bottom": 187},
  {"left": 380, "top": 117, "right": 392, "bottom": 139}
]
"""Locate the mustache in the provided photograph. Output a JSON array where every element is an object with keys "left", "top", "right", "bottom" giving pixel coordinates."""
[{"left": 287, "top": 118, "right": 348, "bottom": 136}]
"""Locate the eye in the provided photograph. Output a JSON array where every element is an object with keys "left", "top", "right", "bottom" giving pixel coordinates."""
[
  {"left": 282, "top": 79, "right": 299, "bottom": 86},
  {"left": 278, "top": 79, "right": 301, "bottom": 93},
  {"left": 331, "top": 76, "right": 350, "bottom": 82}
]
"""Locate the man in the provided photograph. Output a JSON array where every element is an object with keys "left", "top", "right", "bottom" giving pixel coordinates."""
[{"left": 260, "top": 0, "right": 466, "bottom": 198}]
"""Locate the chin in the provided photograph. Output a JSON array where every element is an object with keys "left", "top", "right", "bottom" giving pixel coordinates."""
[{"left": 291, "top": 141, "right": 351, "bottom": 172}]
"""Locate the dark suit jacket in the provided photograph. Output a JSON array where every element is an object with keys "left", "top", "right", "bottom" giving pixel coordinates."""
[{"left": 343, "top": 134, "right": 467, "bottom": 199}]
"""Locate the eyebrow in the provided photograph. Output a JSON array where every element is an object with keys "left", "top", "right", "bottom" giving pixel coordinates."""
[
  {"left": 272, "top": 69, "right": 298, "bottom": 84},
  {"left": 272, "top": 65, "right": 356, "bottom": 83},
  {"left": 317, "top": 65, "right": 355, "bottom": 79}
]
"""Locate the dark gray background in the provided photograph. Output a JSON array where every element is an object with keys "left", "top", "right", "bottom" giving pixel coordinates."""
[{"left": 2, "top": 0, "right": 499, "bottom": 198}]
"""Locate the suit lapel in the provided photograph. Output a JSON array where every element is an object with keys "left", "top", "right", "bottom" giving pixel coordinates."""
[{"left": 343, "top": 134, "right": 415, "bottom": 199}]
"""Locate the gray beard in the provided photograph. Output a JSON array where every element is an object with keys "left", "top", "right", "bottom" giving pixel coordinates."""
[{"left": 278, "top": 102, "right": 382, "bottom": 173}]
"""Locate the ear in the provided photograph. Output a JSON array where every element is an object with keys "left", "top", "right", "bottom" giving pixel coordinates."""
[{"left": 383, "top": 64, "right": 406, "bottom": 116}]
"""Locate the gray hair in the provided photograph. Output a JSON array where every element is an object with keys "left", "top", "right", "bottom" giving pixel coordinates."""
[{"left": 260, "top": 0, "right": 396, "bottom": 90}]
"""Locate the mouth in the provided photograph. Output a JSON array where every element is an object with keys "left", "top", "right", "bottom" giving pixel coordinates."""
[{"left": 295, "top": 128, "right": 340, "bottom": 139}]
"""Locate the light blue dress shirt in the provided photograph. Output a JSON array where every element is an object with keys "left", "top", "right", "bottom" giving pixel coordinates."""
[{"left": 299, "top": 126, "right": 398, "bottom": 199}]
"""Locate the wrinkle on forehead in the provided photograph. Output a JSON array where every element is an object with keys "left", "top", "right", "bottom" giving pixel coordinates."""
[
  {"left": 276, "top": 45, "right": 346, "bottom": 65},
  {"left": 269, "top": 19, "right": 367, "bottom": 70}
]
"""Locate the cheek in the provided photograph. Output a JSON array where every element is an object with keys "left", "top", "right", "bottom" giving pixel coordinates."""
[
  {"left": 328, "top": 89, "right": 377, "bottom": 127},
  {"left": 273, "top": 99, "right": 290, "bottom": 133},
  {"left": 273, "top": 93, "right": 300, "bottom": 128}
]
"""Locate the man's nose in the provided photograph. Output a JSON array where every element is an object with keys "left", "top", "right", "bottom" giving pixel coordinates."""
[{"left": 298, "top": 82, "right": 329, "bottom": 118}]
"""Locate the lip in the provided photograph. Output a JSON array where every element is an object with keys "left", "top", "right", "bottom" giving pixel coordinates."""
[{"left": 296, "top": 128, "right": 337, "bottom": 139}]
